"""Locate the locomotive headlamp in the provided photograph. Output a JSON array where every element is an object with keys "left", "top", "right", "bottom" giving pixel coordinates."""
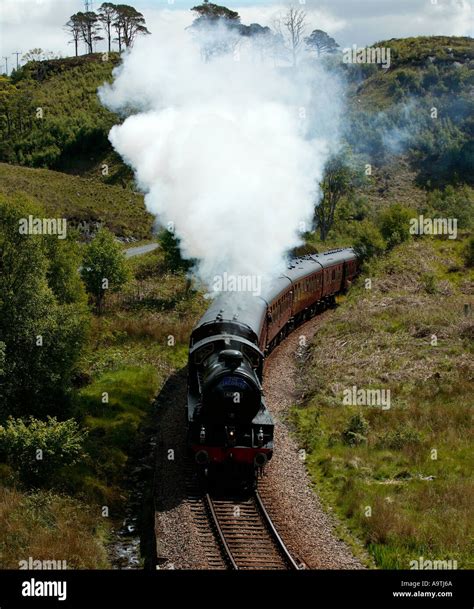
[{"left": 195, "top": 450, "right": 209, "bottom": 465}]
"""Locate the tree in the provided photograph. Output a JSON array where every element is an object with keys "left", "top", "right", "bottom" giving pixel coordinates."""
[
  {"left": 158, "top": 229, "right": 192, "bottom": 273},
  {"left": 305, "top": 29, "right": 339, "bottom": 57},
  {"left": 378, "top": 204, "right": 413, "bottom": 249},
  {"left": 189, "top": 2, "right": 241, "bottom": 61},
  {"left": 0, "top": 194, "right": 89, "bottom": 419},
  {"left": 113, "top": 4, "right": 150, "bottom": 51},
  {"left": 65, "top": 15, "right": 82, "bottom": 57},
  {"left": 274, "top": 7, "right": 307, "bottom": 68},
  {"left": 191, "top": 1, "right": 240, "bottom": 23},
  {"left": 98, "top": 2, "right": 117, "bottom": 53},
  {"left": 0, "top": 416, "right": 86, "bottom": 486},
  {"left": 22, "top": 49, "right": 46, "bottom": 63},
  {"left": 315, "top": 153, "right": 362, "bottom": 241},
  {"left": 352, "top": 220, "right": 386, "bottom": 262},
  {"left": 76, "top": 11, "right": 104, "bottom": 54},
  {"left": 80, "top": 228, "right": 130, "bottom": 313}
]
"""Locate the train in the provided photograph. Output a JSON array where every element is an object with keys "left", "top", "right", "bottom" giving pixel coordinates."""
[{"left": 186, "top": 248, "right": 359, "bottom": 482}]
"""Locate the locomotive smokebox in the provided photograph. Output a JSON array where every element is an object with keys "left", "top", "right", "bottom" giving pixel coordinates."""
[{"left": 218, "top": 349, "right": 243, "bottom": 370}]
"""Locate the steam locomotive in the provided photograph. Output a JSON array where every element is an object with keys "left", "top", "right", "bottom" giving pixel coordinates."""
[{"left": 187, "top": 249, "right": 358, "bottom": 480}]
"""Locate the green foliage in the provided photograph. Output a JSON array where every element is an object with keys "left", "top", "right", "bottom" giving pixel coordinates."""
[
  {"left": 81, "top": 228, "right": 131, "bottom": 313},
  {"left": 463, "top": 236, "right": 474, "bottom": 267},
  {"left": 158, "top": 229, "right": 192, "bottom": 273},
  {"left": 421, "top": 272, "right": 438, "bottom": 294},
  {"left": 377, "top": 426, "right": 422, "bottom": 450},
  {"left": 0, "top": 487, "right": 109, "bottom": 568},
  {"left": 378, "top": 204, "right": 414, "bottom": 249},
  {"left": 292, "top": 238, "right": 474, "bottom": 569},
  {"left": 316, "top": 151, "right": 365, "bottom": 241},
  {"left": 0, "top": 55, "right": 121, "bottom": 172},
  {"left": 305, "top": 30, "right": 339, "bottom": 57},
  {"left": 0, "top": 193, "right": 90, "bottom": 419},
  {"left": 352, "top": 220, "right": 386, "bottom": 261},
  {"left": 0, "top": 163, "right": 153, "bottom": 239},
  {"left": 342, "top": 413, "right": 370, "bottom": 446},
  {"left": 424, "top": 186, "right": 474, "bottom": 230},
  {"left": 343, "top": 36, "right": 473, "bottom": 187},
  {"left": 0, "top": 416, "right": 86, "bottom": 486}
]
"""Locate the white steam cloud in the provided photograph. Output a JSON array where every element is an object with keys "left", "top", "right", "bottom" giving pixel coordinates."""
[{"left": 99, "top": 18, "right": 343, "bottom": 289}]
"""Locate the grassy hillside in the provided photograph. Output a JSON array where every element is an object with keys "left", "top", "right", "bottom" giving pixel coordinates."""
[
  {"left": 350, "top": 36, "right": 474, "bottom": 109},
  {"left": 0, "top": 54, "right": 130, "bottom": 181},
  {"left": 292, "top": 236, "right": 473, "bottom": 569},
  {"left": 0, "top": 163, "right": 153, "bottom": 239}
]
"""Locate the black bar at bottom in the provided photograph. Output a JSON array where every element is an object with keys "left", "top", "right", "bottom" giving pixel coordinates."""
[{"left": 0, "top": 569, "right": 471, "bottom": 609}]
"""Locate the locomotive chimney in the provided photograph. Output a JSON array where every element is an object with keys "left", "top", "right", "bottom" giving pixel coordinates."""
[{"left": 219, "top": 349, "right": 243, "bottom": 370}]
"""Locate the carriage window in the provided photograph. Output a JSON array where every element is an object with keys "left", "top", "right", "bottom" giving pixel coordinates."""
[{"left": 332, "top": 270, "right": 336, "bottom": 280}]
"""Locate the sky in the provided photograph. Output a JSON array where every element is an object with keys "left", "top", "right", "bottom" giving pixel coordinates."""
[{"left": 0, "top": 0, "right": 472, "bottom": 72}]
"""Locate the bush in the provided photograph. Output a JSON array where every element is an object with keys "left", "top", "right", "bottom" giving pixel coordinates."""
[
  {"left": 0, "top": 194, "right": 90, "bottom": 419},
  {"left": 342, "top": 413, "right": 370, "bottom": 446},
  {"left": 81, "top": 228, "right": 130, "bottom": 313},
  {"left": 158, "top": 229, "right": 192, "bottom": 273},
  {"left": 421, "top": 272, "right": 438, "bottom": 294},
  {"left": 352, "top": 220, "right": 386, "bottom": 261},
  {"left": 463, "top": 237, "right": 474, "bottom": 267},
  {"left": 377, "top": 427, "right": 422, "bottom": 450},
  {"left": 0, "top": 416, "right": 86, "bottom": 486},
  {"left": 378, "top": 204, "right": 414, "bottom": 249}
]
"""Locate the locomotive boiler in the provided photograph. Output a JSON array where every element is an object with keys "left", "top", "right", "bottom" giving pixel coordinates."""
[{"left": 187, "top": 249, "right": 358, "bottom": 480}]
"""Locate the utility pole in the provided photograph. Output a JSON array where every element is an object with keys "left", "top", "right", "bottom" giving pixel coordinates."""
[
  {"left": 12, "top": 51, "right": 22, "bottom": 70},
  {"left": 2, "top": 56, "right": 8, "bottom": 75},
  {"left": 84, "top": 0, "right": 93, "bottom": 11}
]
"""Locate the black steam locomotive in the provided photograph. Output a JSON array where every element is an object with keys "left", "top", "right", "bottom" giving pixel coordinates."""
[{"left": 187, "top": 249, "right": 358, "bottom": 480}]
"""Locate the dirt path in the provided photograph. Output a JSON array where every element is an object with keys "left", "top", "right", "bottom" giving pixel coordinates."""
[{"left": 260, "top": 312, "right": 364, "bottom": 569}]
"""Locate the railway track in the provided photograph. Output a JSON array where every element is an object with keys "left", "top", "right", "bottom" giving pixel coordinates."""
[
  {"left": 204, "top": 490, "right": 300, "bottom": 570},
  {"left": 186, "top": 466, "right": 300, "bottom": 570}
]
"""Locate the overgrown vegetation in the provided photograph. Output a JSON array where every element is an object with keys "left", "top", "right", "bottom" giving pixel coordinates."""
[
  {"left": 0, "top": 27, "right": 472, "bottom": 570},
  {"left": 292, "top": 237, "right": 473, "bottom": 569},
  {"left": 0, "top": 163, "right": 153, "bottom": 238}
]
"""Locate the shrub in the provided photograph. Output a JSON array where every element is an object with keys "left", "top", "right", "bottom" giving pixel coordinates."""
[
  {"left": 0, "top": 416, "right": 86, "bottom": 486},
  {"left": 421, "top": 272, "right": 438, "bottom": 294},
  {"left": 0, "top": 194, "right": 90, "bottom": 419},
  {"left": 352, "top": 220, "right": 386, "bottom": 261},
  {"left": 81, "top": 228, "right": 130, "bottom": 313},
  {"left": 158, "top": 229, "right": 192, "bottom": 274},
  {"left": 377, "top": 427, "right": 422, "bottom": 450},
  {"left": 342, "top": 413, "right": 370, "bottom": 446},
  {"left": 378, "top": 204, "right": 414, "bottom": 249},
  {"left": 463, "top": 236, "right": 474, "bottom": 267}
]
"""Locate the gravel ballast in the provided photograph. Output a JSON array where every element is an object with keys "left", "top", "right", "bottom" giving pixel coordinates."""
[{"left": 153, "top": 313, "right": 364, "bottom": 569}]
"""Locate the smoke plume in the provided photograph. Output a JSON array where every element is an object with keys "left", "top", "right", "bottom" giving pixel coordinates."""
[{"left": 99, "top": 17, "right": 343, "bottom": 290}]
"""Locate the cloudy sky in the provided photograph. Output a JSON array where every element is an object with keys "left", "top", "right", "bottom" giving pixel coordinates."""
[{"left": 0, "top": 0, "right": 471, "bottom": 72}]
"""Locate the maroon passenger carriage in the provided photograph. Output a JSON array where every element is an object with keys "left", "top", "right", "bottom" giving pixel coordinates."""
[{"left": 187, "top": 249, "right": 358, "bottom": 482}]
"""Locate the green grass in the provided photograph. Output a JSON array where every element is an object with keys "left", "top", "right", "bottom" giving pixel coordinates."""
[
  {"left": 0, "top": 486, "right": 109, "bottom": 568},
  {"left": 292, "top": 236, "right": 474, "bottom": 569},
  {"left": 349, "top": 36, "right": 474, "bottom": 109},
  {"left": 68, "top": 248, "right": 206, "bottom": 507},
  {"left": 0, "top": 163, "right": 153, "bottom": 238}
]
